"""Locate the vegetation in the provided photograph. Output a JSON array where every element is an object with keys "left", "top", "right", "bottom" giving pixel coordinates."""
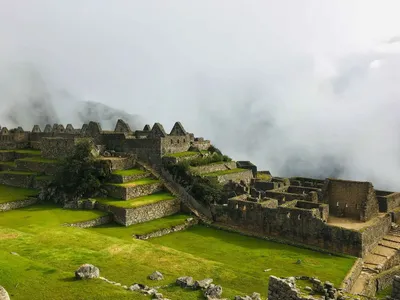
[
  {"left": 17, "top": 157, "right": 59, "bottom": 163},
  {"left": 109, "top": 178, "right": 159, "bottom": 187},
  {"left": 0, "top": 149, "right": 41, "bottom": 155},
  {"left": 0, "top": 170, "right": 37, "bottom": 175},
  {"left": 112, "top": 168, "right": 146, "bottom": 176},
  {"left": 0, "top": 184, "right": 39, "bottom": 204},
  {"left": 89, "top": 213, "right": 190, "bottom": 237},
  {"left": 94, "top": 192, "right": 175, "bottom": 208},
  {"left": 204, "top": 168, "right": 247, "bottom": 177},
  {"left": 164, "top": 151, "right": 198, "bottom": 158},
  {"left": 42, "top": 140, "right": 111, "bottom": 204},
  {"left": 257, "top": 172, "right": 272, "bottom": 181},
  {"left": 0, "top": 203, "right": 356, "bottom": 299}
]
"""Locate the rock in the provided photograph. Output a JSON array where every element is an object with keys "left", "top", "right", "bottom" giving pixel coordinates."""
[
  {"left": 194, "top": 278, "right": 213, "bottom": 289},
  {"left": 234, "top": 296, "right": 252, "bottom": 300},
  {"left": 295, "top": 259, "right": 302, "bottom": 264},
  {"left": 204, "top": 284, "right": 223, "bottom": 298},
  {"left": 176, "top": 276, "right": 194, "bottom": 288},
  {"left": 74, "top": 263, "right": 100, "bottom": 279},
  {"left": 251, "top": 292, "right": 261, "bottom": 300},
  {"left": 146, "top": 288, "right": 158, "bottom": 295},
  {"left": 128, "top": 283, "right": 147, "bottom": 291},
  {"left": 114, "top": 282, "right": 121, "bottom": 286},
  {"left": 10, "top": 252, "right": 19, "bottom": 256},
  {"left": 103, "top": 151, "right": 111, "bottom": 157},
  {"left": 149, "top": 271, "right": 164, "bottom": 281},
  {"left": 153, "top": 293, "right": 164, "bottom": 299},
  {"left": 122, "top": 285, "right": 128, "bottom": 290},
  {"left": 0, "top": 286, "right": 10, "bottom": 300},
  {"left": 305, "top": 286, "right": 312, "bottom": 292}
]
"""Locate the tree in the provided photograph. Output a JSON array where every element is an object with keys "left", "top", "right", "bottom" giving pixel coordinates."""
[{"left": 42, "top": 139, "right": 111, "bottom": 204}]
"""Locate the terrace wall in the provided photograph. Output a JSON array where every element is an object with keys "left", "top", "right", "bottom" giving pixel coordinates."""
[
  {"left": 214, "top": 169, "right": 254, "bottom": 184},
  {"left": 190, "top": 161, "right": 237, "bottom": 174},
  {"left": 105, "top": 182, "right": 163, "bottom": 200},
  {"left": 0, "top": 173, "right": 35, "bottom": 188},
  {"left": 0, "top": 197, "right": 38, "bottom": 211},
  {"left": 211, "top": 200, "right": 364, "bottom": 257}
]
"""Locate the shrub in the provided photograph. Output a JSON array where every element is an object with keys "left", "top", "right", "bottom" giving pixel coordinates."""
[{"left": 41, "top": 140, "right": 111, "bottom": 204}]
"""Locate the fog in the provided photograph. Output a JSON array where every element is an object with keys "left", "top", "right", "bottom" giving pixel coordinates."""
[{"left": 1, "top": 0, "right": 400, "bottom": 190}]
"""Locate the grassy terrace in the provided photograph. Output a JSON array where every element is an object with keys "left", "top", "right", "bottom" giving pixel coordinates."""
[
  {"left": 164, "top": 151, "right": 198, "bottom": 158},
  {"left": 0, "top": 203, "right": 356, "bottom": 299},
  {"left": 17, "top": 157, "right": 59, "bottom": 163},
  {"left": 0, "top": 184, "right": 39, "bottom": 204},
  {"left": 94, "top": 192, "right": 175, "bottom": 208},
  {"left": 0, "top": 170, "right": 37, "bottom": 176},
  {"left": 203, "top": 168, "right": 247, "bottom": 177},
  {"left": 89, "top": 214, "right": 190, "bottom": 238},
  {"left": 112, "top": 168, "right": 146, "bottom": 176},
  {"left": 0, "top": 149, "right": 41, "bottom": 155},
  {"left": 108, "top": 177, "right": 159, "bottom": 187},
  {"left": 0, "top": 161, "right": 16, "bottom": 167},
  {"left": 257, "top": 172, "right": 272, "bottom": 181}
]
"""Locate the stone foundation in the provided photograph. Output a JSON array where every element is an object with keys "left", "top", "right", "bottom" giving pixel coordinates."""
[
  {"left": 213, "top": 169, "right": 254, "bottom": 184},
  {"left": 0, "top": 197, "right": 38, "bottom": 211}
]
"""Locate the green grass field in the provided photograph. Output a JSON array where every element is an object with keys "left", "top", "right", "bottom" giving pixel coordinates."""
[
  {"left": 203, "top": 168, "right": 247, "bottom": 176},
  {"left": 17, "top": 157, "right": 59, "bottom": 163},
  {"left": 94, "top": 192, "right": 175, "bottom": 208},
  {"left": 89, "top": 214, "right": 190, "bottom": 238},
  {"left": 108, "top": 178, "right": 160, "bottom": 187},
  {"left": 0, "top": 149, "right": 41, "bottom": 155},
  {"left": 112, "top": 168, "right": 146, "bottom": 176},
  {"left": 0, "top": 185, "right": 39, "bottom": 204},
  {"left": 0, "top": 203, "right": 356, "bottom": 299}
]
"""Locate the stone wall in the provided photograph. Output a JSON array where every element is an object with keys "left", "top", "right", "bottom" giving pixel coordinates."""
[
  {"left": 0, "top": 197, "right": 38, "bottom": 211},
  {"left": 135, "top": 217, "right": 198, "bottom": 239},
  {"left": 160, "top": 136, "right": 191, "bottom": 155},
  {"left": 15, "top": 160, "right": 61, "bottom": 175},
  {"left": 0, "top": 172, "right": 36, "bottom": 188},
  {"left": 191, "top": 139, "right": 211, "bottom": 150},
  {"left": 392, "top": 275, "right": 400, "bottom": 300},
  {"left": 323, "top": 179, "right": 379, "bottom": 222},
  {"left": 99, "top": 198, "right": 181, "bottom": 226},
  {"left": 214, "top": 169, "right": 253, "bottom": 184},
  {"left": 190, "top": 161, "right": 237, "bottom": 174},
  {"left": 361, "top": 214, "right": 392, "bottom": 256},
  {"left": 40, "top": 137, "right": 77, "bottom": 159},
  {"left": 340, "top": 258, "right": 363, "bottom": 292},
  {"left": 212, "top": 200, "right": 364, "bottom": 257},
  {"left": 105, "top": 182, "right": 163, "bottom": 200},
  {"left": 62, "top": 215, "right": 112, "bottom": 228}
]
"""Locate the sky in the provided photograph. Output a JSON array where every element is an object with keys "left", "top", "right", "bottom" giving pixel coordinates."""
[{"left": 1, "top": 0, "right": 400, "bottom": 190}]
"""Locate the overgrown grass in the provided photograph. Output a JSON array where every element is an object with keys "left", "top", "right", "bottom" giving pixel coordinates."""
[
  {"left": 95, "top": 192, "right": 175, "bottom": 208},
  {"left": 17, "top": 157, "right": 59, "bottom": 163},
  {"left": 89, "top": 214, "right": 190, "bottom": 238},
  {"left": 112, "top": 169, "right": 146, "bottom": 176},
  {"left": 0, "top": 204, "right": 356, "bottom": 300},
  {"left": 109, "top": 178, "right": 160, "bottom": 187},
  {"left": 164, "top": 151, "right": 198, "bottom": 158},
  {"left": 203, "top": 168, "right": 247, "bottom": 177},
  {"left": 0, "top": 184, "right": 39, "bottom": 204}
]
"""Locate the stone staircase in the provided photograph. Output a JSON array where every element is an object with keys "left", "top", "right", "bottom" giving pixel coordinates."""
[{"left": 351, "top": 224, "right": 400, "bottom": 295}]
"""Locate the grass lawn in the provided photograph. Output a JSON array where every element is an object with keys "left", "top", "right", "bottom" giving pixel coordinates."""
[
  {"left": 17, "top": 157, "right": 59, "bottom": 163},
  {"left": 0, "top": 170, "right": 38, "bottom": 176},
  {"left": 109, "top": 178, "right": 159, "bottom": 187},
  {"left": 0, "top": 149, "right": 41, "bottom": 155},
  {"left": 112, "top": 169, "right": 146, "bottom": 176},
  {"left": 257, "top": 172, "right": 272, "bottom": 181},
  {"left": 203, "top": 168, "right": 247, "bottom": 176},
  {"left": 89, "top": 214, "right": 191, "bottom": 239},
  {"left": 95, "top": 192, "right": 175, "bottom": 208},
  {"left": 164, "top": 151, "right": 198, "bottom": 158},
  {"left": 0, "top": 204, "right": 356, "bottom": 300},
  {"left": 0, "top": 185, "right": 39, "bottom": 204}
]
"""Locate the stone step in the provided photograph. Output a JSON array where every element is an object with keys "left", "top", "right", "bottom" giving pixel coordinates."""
[
  {"left": 105, "top": 178, "right": 163, "bottom": 200},
  {"left": 378, "top": 240, "right": 400, "bottom": 250}
]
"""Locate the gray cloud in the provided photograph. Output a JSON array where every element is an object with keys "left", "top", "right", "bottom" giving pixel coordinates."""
[{"left": 1, "top": 1, "right": 400, "bottom": 190}]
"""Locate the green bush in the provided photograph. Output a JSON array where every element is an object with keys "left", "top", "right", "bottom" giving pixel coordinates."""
[{"left": 42, "top": 140, "right": 111, "bottom": 204}]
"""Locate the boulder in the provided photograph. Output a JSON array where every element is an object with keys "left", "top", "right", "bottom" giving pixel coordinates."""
[
  {"left": 0, "top": 286, "right": 10, "bottom": 300},
  {"left": 204, "top": 284, "right": 223, "bottom": 298},
  {"left": 74, "top": 263, "right": 100, "bottom": 279},
  {"left": 194, "top": 278, "right": 213, "bottom": 289},
  {"left": 148, "top": 271, "right": 164, "bottom": 281},
  {"left": 176, "top": 276, "right": 194, "bottom": 288}
]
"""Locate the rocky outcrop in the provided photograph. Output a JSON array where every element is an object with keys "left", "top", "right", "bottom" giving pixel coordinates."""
[
  {"left": 0, "top": 286, "right": 10, "bottom": 300},
  {"left": 204, "top": 284, "right": 223, "bottom": 299},
  {"left": 74, "top": 264, "right": 100, "bottom": 279}
]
